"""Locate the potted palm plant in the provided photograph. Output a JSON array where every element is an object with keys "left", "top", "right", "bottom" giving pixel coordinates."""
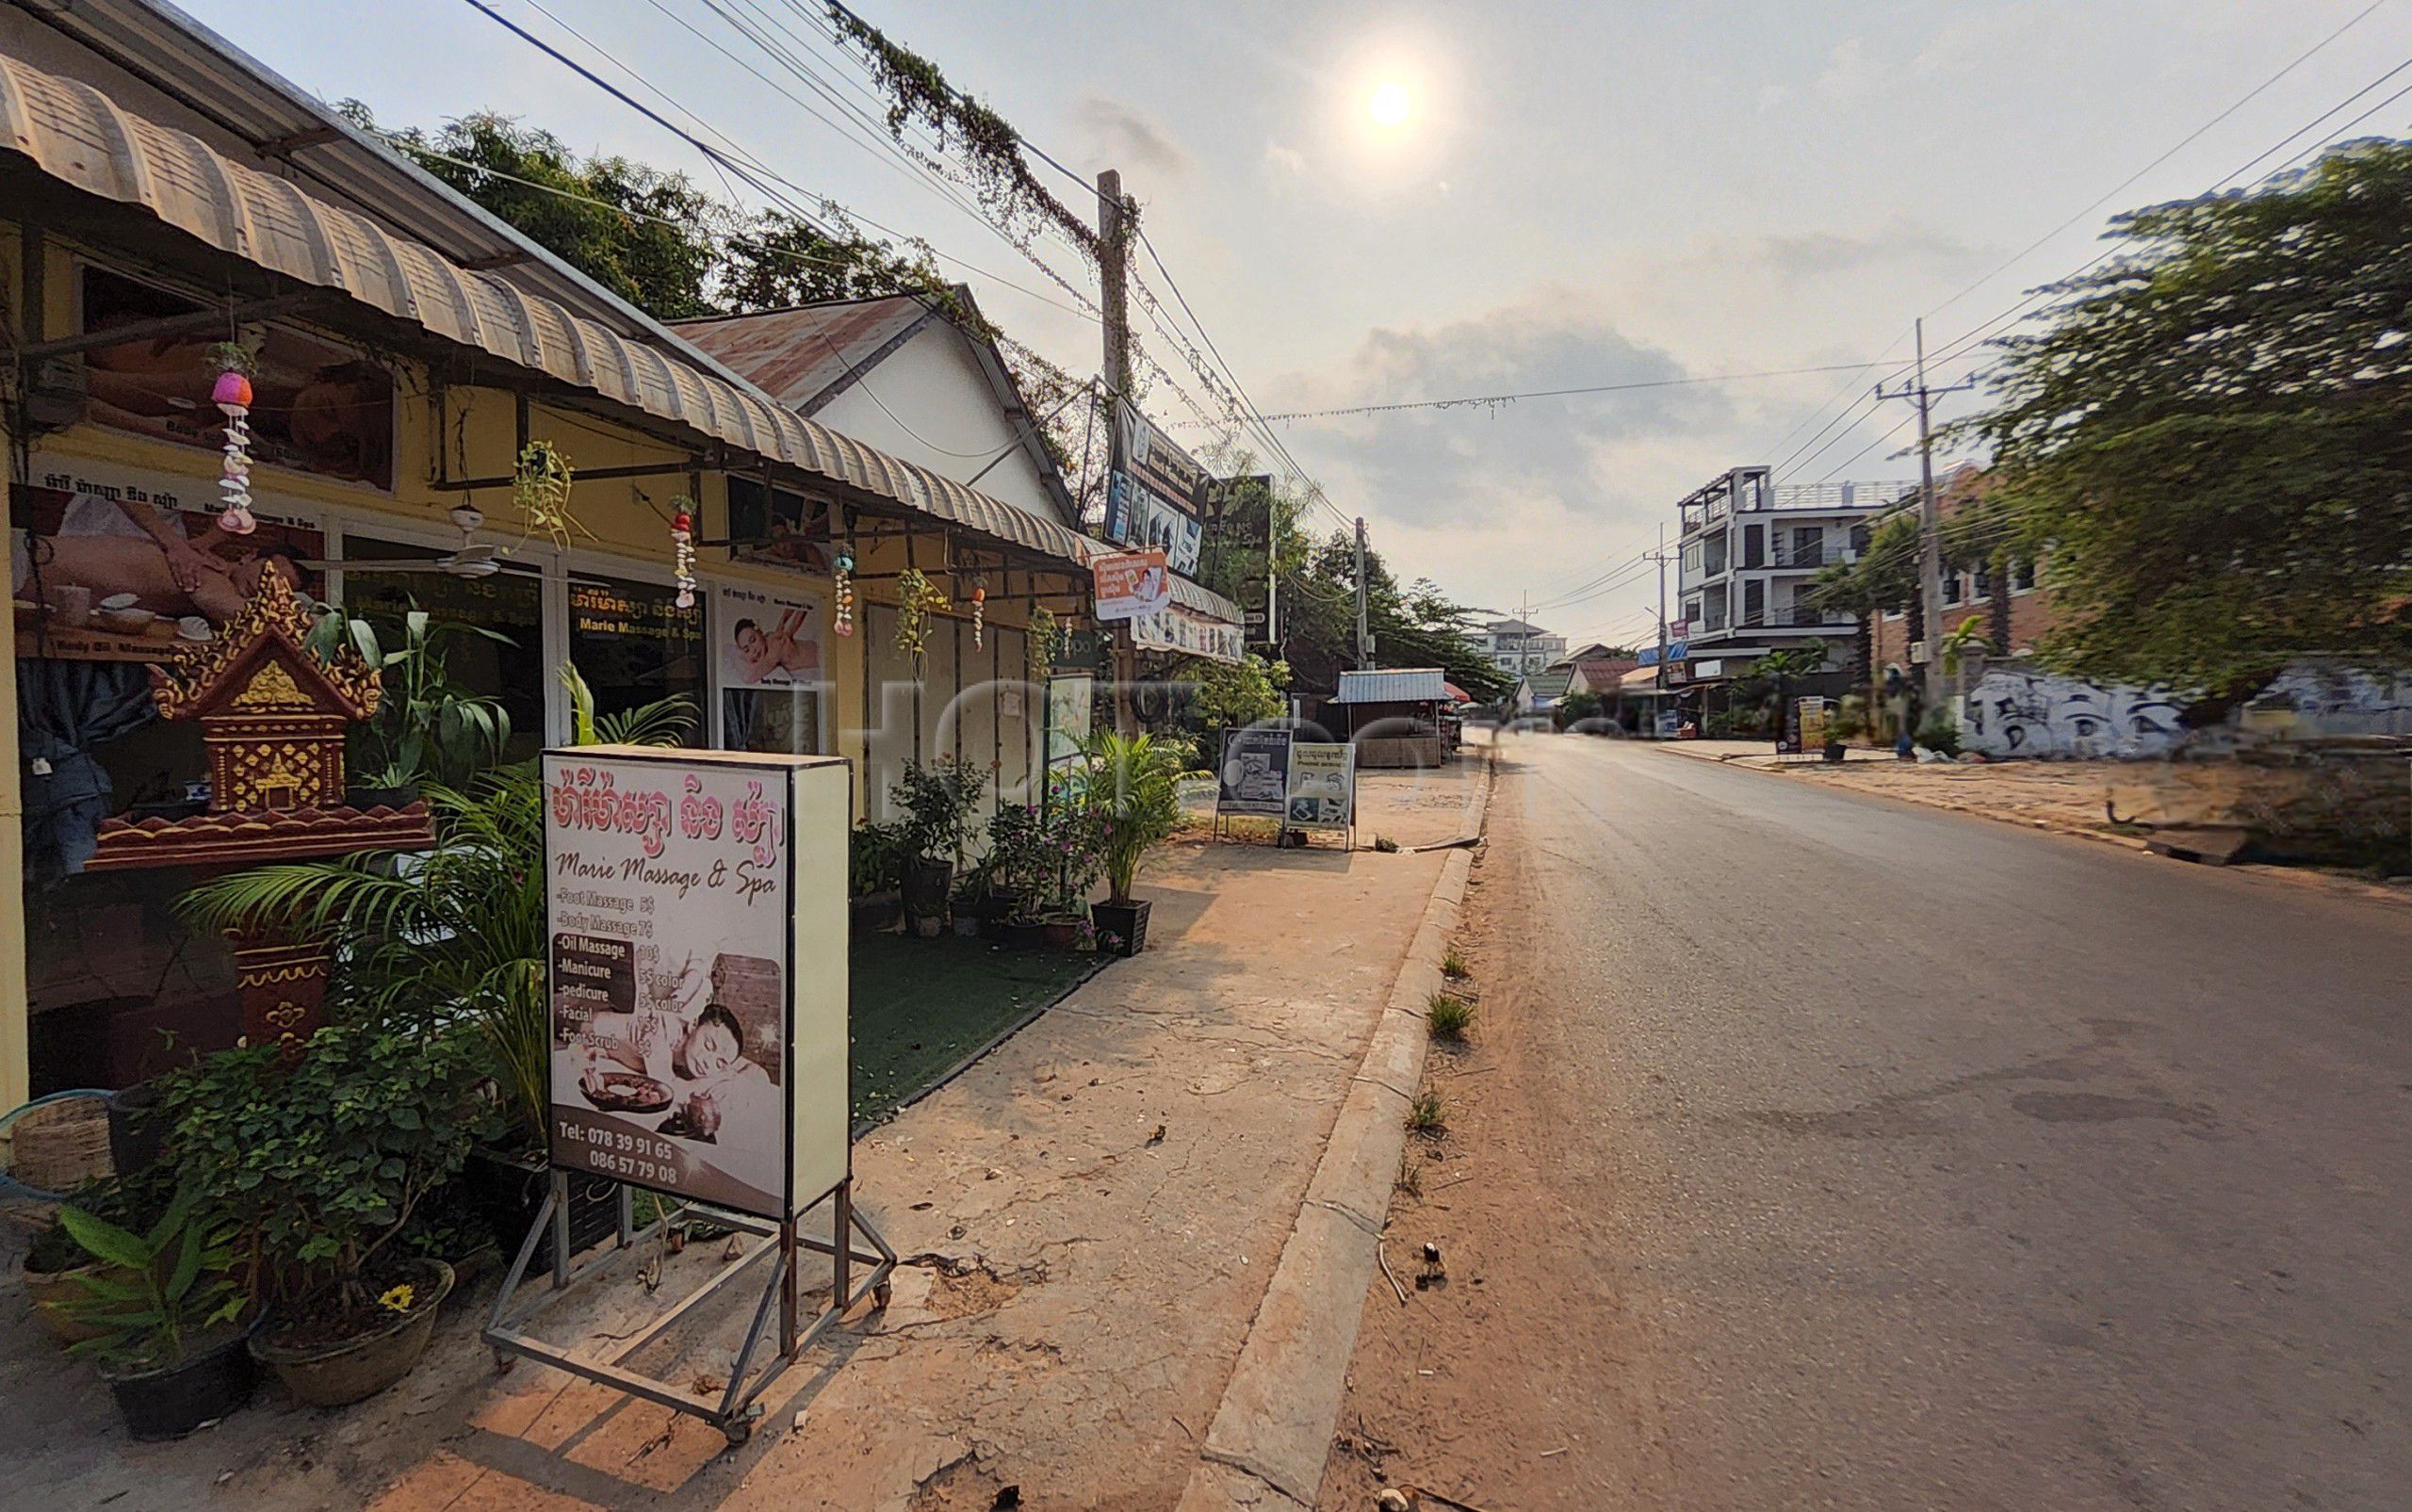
[
  {"left": 1078, "top": 731, "right": 1183, "bottom": 957},
  {"left": 55, "top": 1186, "right": 253, "bottom": 1441},
  {"left": 175, "top": 666, "right": 691, "bottom": 1271}
]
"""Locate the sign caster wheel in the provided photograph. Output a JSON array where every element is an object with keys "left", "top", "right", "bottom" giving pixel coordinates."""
[
  {"left": 492, "top": 1351, "right": 516, "bottom": 1374},
  {"left": 872, "top": 1280, "right": 893, "bottom": 1310}
]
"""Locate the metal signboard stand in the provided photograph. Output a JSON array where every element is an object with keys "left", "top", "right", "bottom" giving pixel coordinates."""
[
  {"left": 483, "top": 1175, "right": 892, "bottom": 1444},
  {"left": 483, "top": 747, "right": 891, "bottom": 1445}
]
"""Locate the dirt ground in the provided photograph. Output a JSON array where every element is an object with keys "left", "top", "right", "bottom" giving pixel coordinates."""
[{"left": 1317, "top": 794, "right": 1637, "bottom": 1511}]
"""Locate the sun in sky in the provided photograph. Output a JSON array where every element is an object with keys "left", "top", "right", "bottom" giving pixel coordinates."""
[{"left": 1367, "top": 79, "right": 1413, "bottom": 129}]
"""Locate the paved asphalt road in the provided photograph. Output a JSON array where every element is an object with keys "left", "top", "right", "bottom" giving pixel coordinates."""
[{"left": 1338, "top": 734, "right": 2412, "bottom": 1510}]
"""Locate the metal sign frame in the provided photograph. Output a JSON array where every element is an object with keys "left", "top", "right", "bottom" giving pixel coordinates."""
[{"left": 484, "top": 748, "right": 892, "bottom": 1444}]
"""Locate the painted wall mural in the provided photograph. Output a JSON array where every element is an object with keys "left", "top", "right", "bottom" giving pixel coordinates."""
[
  {"left": 1962, "top": 672, "right": 2186, "bottom": 759},
  {"left": 1962, "top": 660, "right": 2412, "bottom": 759}
]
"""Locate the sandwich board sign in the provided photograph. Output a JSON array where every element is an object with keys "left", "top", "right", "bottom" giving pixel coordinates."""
[
  {"left": 1285, "top": 742, "right": 1355, "bottom": 833},
  {"left": 489, "top": 746, "right": 891, "bottom": 1446},
  {"left": 1216, "top": 727, "right": 1293, "bottom": 820}
]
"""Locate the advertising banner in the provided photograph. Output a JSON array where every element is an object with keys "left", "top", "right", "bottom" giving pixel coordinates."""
[
  {"left": 12, "top": 456, "right": 324, "bottom": 663},
  {"left": 1216, "top": 727, "right": 1293, "bottom": 818},
  {"left": 714, "top": 582, "right": 826, "bottom": 689},
  {"left": 543, "top": 748, "right": 850, "bottom": 1219},
  {"left": 81, "top": 266, "right": 395, "bottom": 490},
  {"left": 1132, "top": 604, "right": 1245, "bottom": 665},
  {"left": 1103, "top": 472, "right": 1204, "bottom": 576},
  {"left": 1285, "top": 742, "right": 1355, "bottom": 828},
  {"left": 1091, "top": 548, "right": 1172, "bottom": 623}
]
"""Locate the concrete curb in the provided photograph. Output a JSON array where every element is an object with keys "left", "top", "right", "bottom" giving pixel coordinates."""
[{"left": 1176, "top": 746, "right": 1495, "bottom": 1511}]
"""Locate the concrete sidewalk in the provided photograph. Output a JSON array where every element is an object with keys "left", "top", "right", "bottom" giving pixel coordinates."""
[{"left": 126, "top": 752, "right": 1487, "bottom": 1512}]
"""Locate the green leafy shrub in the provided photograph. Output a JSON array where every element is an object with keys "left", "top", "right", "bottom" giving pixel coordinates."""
[
  {"left": 850, "top": 820, "right": 909, "bottom": 897},
  {"left": 1916, "top": 707, "right": 1963, "bottom": 756},
  {"left": 158, "top": 1022, "right": 494, "bottom": 1314},
  {"left": 895, "top": 757, "right": 986, "bottom": 868}
]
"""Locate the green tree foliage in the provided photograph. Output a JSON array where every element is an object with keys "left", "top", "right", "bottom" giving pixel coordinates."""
[
  {"left": 1954, "top": 139, "right": 2412, "bottom": 688},
  {"left": 1182, "top": 653, "right": 1290, "bottom": 728},
  {"left": 351, "top": 106, "right": 933, "bottom": 320}
]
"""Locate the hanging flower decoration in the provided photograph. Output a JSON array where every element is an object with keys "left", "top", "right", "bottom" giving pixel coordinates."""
[
  {"left": 513, "top": 440, "right": 578, "bottom": 545},
  {"left": 668, "top": 495, "right": 698, "bottom": 610},
  {"left": 833, "top": 545, "right": 857, "bottom": 637},
  {"left": 892, "top": 566, "right": 949, "bottom": 671},
  {"left": 970, "top": 577, "right": 986, "bottom": 648},
  {"left": 206, "top": 341, "right": 257, "bottom": 536},
  {"left": 1027, "top": 606, "right": 1061, "bottom": 680}
]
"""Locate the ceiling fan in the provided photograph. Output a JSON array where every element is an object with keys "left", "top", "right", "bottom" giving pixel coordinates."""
[{"left": 302, "top": 504, "right": 505, "bottom": 578}]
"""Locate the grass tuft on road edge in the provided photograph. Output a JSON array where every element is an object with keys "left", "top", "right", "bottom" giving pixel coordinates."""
[
  {"left": 1426, "top": 992, "right": 1475, "bottom": 1041},
  {"left": 1441, "top": 949, "right": 1470, "bottom": 981},
  {"left": 1408, "top": 1085, "right": 1447, "bottom": 1135}
]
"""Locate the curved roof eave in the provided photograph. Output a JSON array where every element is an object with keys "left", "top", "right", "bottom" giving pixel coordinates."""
[{"left": 0, "top": 46, "right": 1100, "bottom": 573}]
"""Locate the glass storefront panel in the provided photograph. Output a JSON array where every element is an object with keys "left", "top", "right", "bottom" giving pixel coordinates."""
[
  {"left": 567, "top": 573, "right": 706, "bottom": 746},
  {"left": 337, "top": 537, "right": 546, "bottom": 766}
]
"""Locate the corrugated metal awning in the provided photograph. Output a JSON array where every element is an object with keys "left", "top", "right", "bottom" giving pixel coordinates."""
[
  {"left": 1335, "top": 668, "right": 1450, "bottom": 704},
  {"left": 0, "top": 46, "right": 1100, "bottom": 572},
  {"left": 1168, "top": 573, "right": 1243, "bottom": 626}
]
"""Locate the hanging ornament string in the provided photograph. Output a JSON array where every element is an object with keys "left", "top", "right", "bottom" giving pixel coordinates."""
[
  {"left": 833, "top": 542, "right": 856, "bottom": 637},
  {"left": 207, "top": 341, "right": 256, "bottom": 536},
  {"left": 668, "top": 496, "right": 698, "bottom": 610},
  {"left": 970, "top": 577, "right": 986, "bottom": 648}
]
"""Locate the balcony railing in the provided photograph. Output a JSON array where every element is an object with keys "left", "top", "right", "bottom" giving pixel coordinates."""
[{"left": 1733, "top": 607, "right": 1856, "bottom": 629}]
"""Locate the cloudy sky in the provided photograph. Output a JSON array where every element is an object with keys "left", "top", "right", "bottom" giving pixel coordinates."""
[{"left": 180, "top": 0, "right": 2412, "bottom": 647}]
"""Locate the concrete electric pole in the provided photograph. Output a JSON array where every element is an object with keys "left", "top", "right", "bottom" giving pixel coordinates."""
[
  {"left": 1098, "top": 167, "right": 1136, "bottom": 734},
  {"left": 1353, "top": 515, "right": 1373, "bottom": 663},
  {"left": 1876, "top": 317, "right": 1976, "bottom": 707}
]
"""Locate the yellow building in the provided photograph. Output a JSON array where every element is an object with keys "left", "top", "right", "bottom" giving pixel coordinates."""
[{"left": 0, "top": 6, "right": 1243, "bottom": 1102}]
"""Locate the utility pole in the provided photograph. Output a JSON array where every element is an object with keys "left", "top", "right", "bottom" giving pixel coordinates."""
[
  {"left": 1352, "top": 515, "right": 1373, "bottom": 662},
  {"left": 1875, "top": 317, "right": 1976, "bottom": 707},
  {"left": 1098, "top": 167, "right": 1136, "bottom": 734},
  {"left": 1654, "top": 525, "right": 1669, "bottom": 691}
]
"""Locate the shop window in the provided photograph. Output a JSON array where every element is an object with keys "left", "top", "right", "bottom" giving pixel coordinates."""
[
  {"left": 569, "top": 573, "right": 706, "bottom": 745},
  {"left": 338, "top": 538, "right": 546, "bottom": 764}
]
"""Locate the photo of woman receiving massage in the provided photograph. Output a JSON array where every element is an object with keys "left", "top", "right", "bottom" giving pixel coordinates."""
[{"left": 559, "top": 948, "right": 786, "bottom": 1214}]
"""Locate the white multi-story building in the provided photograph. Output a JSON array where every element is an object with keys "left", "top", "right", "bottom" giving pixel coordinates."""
[
  {"left": 1475, "top": 618, "right": 1566, "bottom": 675},
  {"left": 1671, "top": 466, "right": 1913, "bottom": 681}
]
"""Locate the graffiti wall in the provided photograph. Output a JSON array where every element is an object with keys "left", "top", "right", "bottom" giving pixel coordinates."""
[
  {"left": 1962, "top": 659, "right": 2412, "bottom": 759},
  {"left": 2253, "top": 664, "right": 2412, "bottom": 738},
  {"left": 1961, "top": 672, "right": 2186, "bottom": 759}
]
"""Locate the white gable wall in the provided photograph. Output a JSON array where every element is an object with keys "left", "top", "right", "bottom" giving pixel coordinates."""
[{"left": 810, "top": 323, "right": 1067, "bottom": 528}]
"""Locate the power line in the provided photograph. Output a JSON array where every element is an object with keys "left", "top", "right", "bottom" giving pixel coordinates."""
[
  {"left": 1162, "top": 359, "right": 1898, "bottom": 427},
  {"left": 1926, "top": 0, "right": 2393, "bottom": 323}
]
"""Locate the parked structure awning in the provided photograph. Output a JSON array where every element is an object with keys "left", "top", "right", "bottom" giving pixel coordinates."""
[{"left": 0, "top": 47, "right": 1100, "bottom": 573}]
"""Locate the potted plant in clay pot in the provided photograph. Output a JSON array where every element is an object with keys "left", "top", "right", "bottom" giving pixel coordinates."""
[
  {"left": 55, "top": 1187, "right": 253, "bottom": 1441},
  {"left": 849, "top": 821, "right": 906, "bottom": 935},
  {"left": 1075, "top": 731, "right": 1184, "bottom": 957},
  {"left": 158, "top": 1022, "right": 488, "bottom": 1408},
  {"left": 1034, "top": 783, "right": 1104, "bottom": 950},
  {"left": 894, "top": 757, "right": 986, "bottom": 938}
]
